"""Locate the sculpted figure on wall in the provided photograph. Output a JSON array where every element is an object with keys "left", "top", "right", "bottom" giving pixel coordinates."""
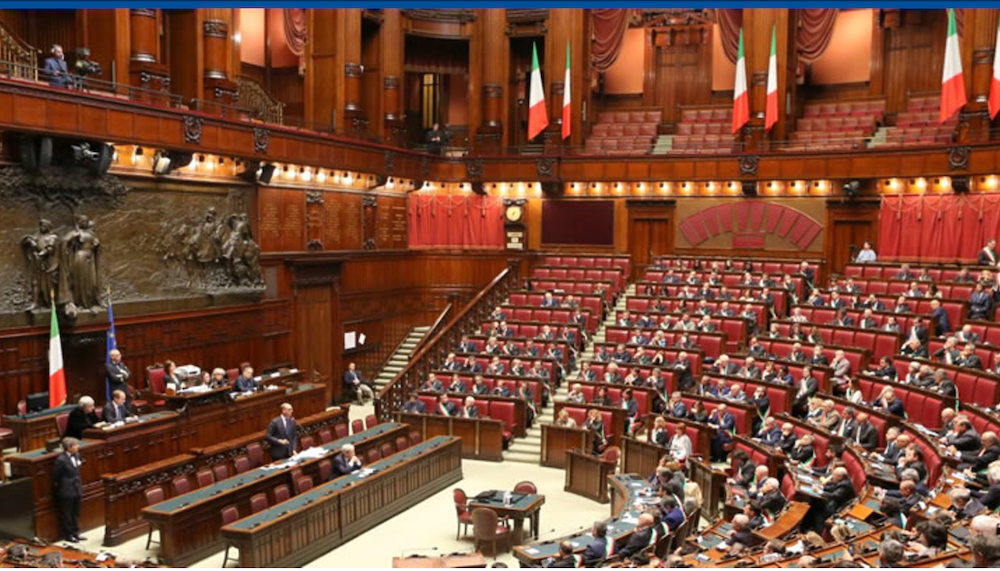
[{"left": 20, "top": 215, "right": 103, "bottom": 318}]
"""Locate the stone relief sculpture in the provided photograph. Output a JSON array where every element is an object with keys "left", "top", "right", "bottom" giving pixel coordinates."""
[
  {"left": 20, "top": 219, "right": 62, "bottom": 311},
  {"left": 159, "top": 206, "right": 263, "bottom": 289},
  {"left": 62, "top": 215, "right": 103, "bottom": 315}
]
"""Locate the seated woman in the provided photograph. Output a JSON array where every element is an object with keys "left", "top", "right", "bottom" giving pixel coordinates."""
[
  {"left": 553, "top": 408, "right": 577, "bottom": 428},
  {"left": 648, "top": 415, "right": 670, "bottom": 447},
  {"left": 584, "top": 409, "right": 607, "bottom": 455}
]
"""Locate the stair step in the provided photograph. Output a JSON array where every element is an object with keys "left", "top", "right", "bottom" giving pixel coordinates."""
[{"left": 504, "top": 450, "right": 541, "bottom": 463}]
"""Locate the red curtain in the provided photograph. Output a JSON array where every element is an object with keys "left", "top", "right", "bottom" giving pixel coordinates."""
[
  {"left": 591, "top": 9, "right": 631, "bottom": 72},
  {"left": 879, "top": 194, "right": 1000, "bottom": 262},
  {"left": 715, "top": 9, "right": 743, "bottom": 64},
  {"left": 283, "top": 9, "right": 307, "bottom": 57},
  {"left": 408, "top": 194, "right": 504, "bottom": 249},
  {"left": 796, "top": 9, "right": 838, "bottom": 62}
]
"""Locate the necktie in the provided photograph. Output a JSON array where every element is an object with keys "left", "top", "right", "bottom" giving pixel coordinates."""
[{"left": 117, "top": 405, "right": 123, "bottom": 420}]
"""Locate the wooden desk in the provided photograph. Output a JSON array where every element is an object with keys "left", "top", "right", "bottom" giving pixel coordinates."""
[
  {"left": 564, "top": 449, "right": 612, "bottom": 504},
  {"left": 101, "top": 408, "right": 347, "bottom": 546},
  {"left": 540, "top": 423, "right": 588, "bottom": 468},
  {"left": 7, "top": 383, "right": 327, "bottom": 541},
  {"left": 2, "top": 404, "right": 76, "bottom": 451},
  {"left": 392, "top": 553, "right": 487, "bottom": 568},
  {"left": 221, "top": 436, "right": 463, "bottom": 567},
  {"left": 159, "top": 368, "right": 305, "bottom": 410},
  {"left": 689, "top": 458, "right": 727, "bottom": 520},
  {"left": 395, "top": 412, "right": 503, "bottom": 461},
  {"left": 552, "top": 402, "right": 627, "bottom": 446},
  {"left": 513, "top": 474, "right": 654, "bottom": 567},
  {"left": 143, "top": 421, "right": 407, "bottom": 567},
  {"left": 756, "top": 501, "right": 809, "bottom": 540},
  {"left": 469, "top": 490, "right": 545, "bottom": 545},
  {"left": 621, "top": 436, "right": 665, "bottom": 477},
  {"left": 418, "top": 390, "right": 529, "bottom": 437}
]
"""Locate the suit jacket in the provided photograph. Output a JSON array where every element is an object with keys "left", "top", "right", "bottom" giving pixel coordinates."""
[
  {"left": 461, "top": 405, "right": 479, "bottom": 419},
  {"left": 401, "top": 400, "right": 427, "bottom": 414},
  {"left": 881, "top": 398, "right": 906, "bottom": 418},
  {"left": 106, "top": 361, "right": 131, "bottom": 389},
  {"left": 65, "top": 407, "right": 99, "bottom": 439},
  {"left": 43, "top": 57, "right": 71, "bottom": 87},
  {"left": 930, "top": 307, "right": 952, "bottom": 335},
  {"left": 970, "top": 444, "right": 1000, "bottom": 472},
  {"left": 822, "top": 478, "right": 856, "bottom": 512},
  {"left": 234, "top": 375, "right": 258, "bottom": 392},
  {"left": 856, "top": 422, "right": 880, "bottom": 451},
  {"left": 664, "top": 508, "right": 685, "bottom": 532},
  {"left": 962, "top": 354, "right": 984, "bottom": 370},
  {"left": 52, "top": 452, "right": 82, "bottom": 498},
  {"left": 436, "top": 401, "right": 458, "bottom": 416},
  {"left": 266, "top": 415, "right": 299, "bottom": 459},
  {"left": 756, "top": 490, "right": 787, "bottom": 515},
  {"left": 882, "top": 442, "right": 902, "bottom": 464},
  {"left": 583, "top": 537, "right": 612, "bottom": 563},
  {"left": 978, "top": 247, "right": 998, "bottom": 266},
  {"left": 102, "top": 401, "right": 131, "bottom": 424},
  {"left": 819, "top": 411, "right": 842, "bottom": 432},
  {"left": 333, "top": 454, "right": 362, "bottom": 476},
  {"left": 343, "top": 369, "right": 365, "bottom": 391},
  {"left": 617, "top": 526, "right": 653, "bottom": 560}
]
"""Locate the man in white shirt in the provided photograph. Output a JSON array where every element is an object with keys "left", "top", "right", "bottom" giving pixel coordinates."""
[{"left": 855, "top": 242, "right": 877, "bottom": 264}]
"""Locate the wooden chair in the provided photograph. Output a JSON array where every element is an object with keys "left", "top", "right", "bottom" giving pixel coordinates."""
[
  {"left": 395, "top": 435, "right": 409, "bottom": 451},
  {"left": 220, "top": 505, "right": 240, "bottom": 567},
  {"left": 55, "top": 413, "right": 70, "bottom": 438},
  {"left": 513, "top": 481, "right": 537, "bottom": 494},
  {"left": 318, "top": 459, "right": 333, "bottom": 483},
  {"left": 171, "top": 476, "right": 190, "bottom": 495},
  {"left": 366, "top": 448, "right": 381, "bottom": 464},
  {"left": 299, "top": 435, "right": 315, "bottom": 450},
  {"left": 599, "top": 446, "right": 621, "bottom": 473},
  {"left": 471, "top": 507, "right": 510, "bottom": 559},
  {"left": 212, "top": 464, "right": 230, "bottom": 483},
  {"left": 294, "top": 475, "right": 313, "bottom": 494},
  {"left": 365, "top": 414, "right": 379, "bottom": 429},
  {"left": 351, "top": 419, "right": 365, "bottom": 434},
  {"left": 249, "top": 493, "right": 269, "bottom": 514},
  {"left": 246, "top": 443, "right": 264, "bottom": 468},
  {"left": 380, "top": 443, "right": 394, "bottom": 459},
  {"left": 334, "top": 423, "right": 349, "bottom": 439},
  {"left": 318, "top": 428, "right": 334, "bottom": 444},
  {"left": 144, "top": 486, "right": 164, "bottom": 549},
  {"left": 453, "top": 488, "right": 473, "bottom": 539},
  {"left": 409, "top": 431, "right": 422, "bottom": 446}
]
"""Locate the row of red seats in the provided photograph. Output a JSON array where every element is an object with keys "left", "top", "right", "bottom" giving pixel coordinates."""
[
  {"left": 592, "top": 343, "right": 703, "bottom": 372},
  {"left": 670, "top": 134, "right": 736, "bottom": 154},
  {"left": 802, "top": 99, "right": 886, "bottom": 119},
  {"left": 596, "top": 110, "right": 663, "bottom": 124},
  {"left": 756, "top": 338, "right": 869, "bottom": 376},
  {"left": 426, "top": 376, "right": 545, "bottom": 408},
  {"left": 497, "top": 305, "right": 595, "bottom": 333},
  {"left": 679, "top": 107, "right": 731, "bottom": 124},
  {"left": 540, "top": 254, "right": 630, "bottom": 275},
  {"left": 621, "top": 298, "right": 763, "bottom": 336},
  {"left": 457, "top": 351, "right": 557, "bottom": 382},
  {"left": 583, "top": 136, "right": 655, "bottom": 154},
  {"left": 890, "top": 357, "right": 1000, "bottom": 410},
  {"left": 508, "top": 291, "right": 602, "bottom": 319},
  {"left": 573, "top": 382, "right": 653, "bottom": 416},
  {"left": 415, "top": 394, "right": 518, "bottom": 440},
  {"left": 792, "top": 305, "right": 945, "bottom": 338},
  {"left": 832, "top": 277, "right": 977, "bottom": 301},
  {"left": 592, "top": 123, "right": 657, "bottom": 137},
  {"left": 723, "top": 355, "right": 831, "bottom": 390},
  {"left": 644, "top": 269, "right": 806, "bottom": 298},
  {"left": 530, "top": 278, "right": 616, "bottom": 298},
  {"left": 603, "top": 326, "right": 727, "bottom": 358},
  {"left": 462, "top": 336, "right": 571, "bottom": 367},
  {"left": 702, "top": 373, "right": 793, "bottom": 416},
  {"left": 806, "top": 294, "right": 967, "bottom": 329},
  {"left": 772, "top": 321, "right": 901, "bottom": 364},
  {"left": 882, "top": 126, "right": 954, "bottom": 147},
  {"left": 798, "top": 115, "right": 877, "bottom": 132},
  {"left": 908, "top": 95, "right": 942, "bottom": 113},
  {"left": 629, "top": 287, "right": 778, "bottom": 318},
  {"left": 883, "top": 95, "right": 956, "bottom": 148},
  {"left": 844, "top": 263, "right": 987, "bottom": 281},
  {"left": 677, "top": 122, "right": 731, "bottom": 135},
  {"left": 652, "top": 256, "right": 818, "bottom": 276},
  {"left": 897, "top": 111, "right": 956, "bottom": 129},
  {"left": 779, "top": 139, "right": 866, "bottom": 152},
  {"left": 532, "top": 266, "right": 625, "bottom": 290}
]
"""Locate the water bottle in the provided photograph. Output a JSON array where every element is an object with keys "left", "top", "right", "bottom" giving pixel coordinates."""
[{"left": 503, "top": 491, "right": 512, "bottom": 506}]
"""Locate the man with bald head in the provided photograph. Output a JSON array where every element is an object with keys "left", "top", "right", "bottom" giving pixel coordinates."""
[
  {"left": 965, "top": 431, "right": 1000, "bottom": 474},
  {"left": 754, "top": 477, "right": 786, "bottom": 518},
  {"left": 971, "top": 514, "right": 1000, "bottom": 537},
  {"left": 266, "top": 403, "right": 298, "bottom": 460},
  {"left": 854, "top": 411, "right": 879, "bottom": 451},
  {"left": 106, "top": 348, "right": 132, "bottom": 405},
  {"left": 717, "top": 514, "right": 754, "bottom": 553},
  {"left": 822, "top": 467, "right": 856, "bottom": 515},
  {"left": 950, "top": 487, "right": 985, "bottom": 520},
  {"left": 616, "top": 512, "right": 655, "bottom": 561}
]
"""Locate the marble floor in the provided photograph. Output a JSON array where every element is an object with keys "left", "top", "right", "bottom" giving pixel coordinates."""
[{"left": 61, "top": 404, "right": 612, "bottom": 568}]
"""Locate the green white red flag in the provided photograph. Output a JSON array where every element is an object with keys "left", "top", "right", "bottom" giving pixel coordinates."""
[
  {"left": 528, "top": 42, "right": 548, "bottom": 140},
  {"left": 940, "top": 8, "right": 966, "bottom": 123},
  {"left": 764, "top": 26, "right": 778, "bottom": 132},
  {"left": 732, "top": 28, "right": 749, "bottom": 134}
]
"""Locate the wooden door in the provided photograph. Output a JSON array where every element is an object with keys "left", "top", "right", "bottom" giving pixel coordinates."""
[
  {"left": 829, "top": 219, "right": 877, "bottom": 274},
  {"left": 628, "top": 202, "right": 675, "bottom": 279},
  {"left": 293, "top": 284, "right": 337, "bottom": 404}
]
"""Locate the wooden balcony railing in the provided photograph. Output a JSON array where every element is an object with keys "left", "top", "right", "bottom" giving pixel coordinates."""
[
  {"left": 0, "top": 21, "right": 37, "bottom": 82},
  {"left": 375, "top": 261, "right": 520, "bottom": 421},
  {"left": 237, "top": 75, "right": 284, "bottom": 125}
]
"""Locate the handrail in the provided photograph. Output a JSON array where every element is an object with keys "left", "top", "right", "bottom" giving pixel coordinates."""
[
  {"left": 237, "top": 75, "right": 284, "bottom": 125},
  {"left": 375, "top": 261, "right": 520, "bottom": 421},
  {"left": 0, "top": 21, "right": 37, "bottom": 82},
  {"left": 411, "top": 303, "right": 452, "bottom": 358}
]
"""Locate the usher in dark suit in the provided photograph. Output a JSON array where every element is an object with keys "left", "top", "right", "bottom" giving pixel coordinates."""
[
  {"left": 266, "top": 414, "right": 299, "bottom": 460},
  {"left": 52, "top": 450, "right": 83, "bottom": 540}
]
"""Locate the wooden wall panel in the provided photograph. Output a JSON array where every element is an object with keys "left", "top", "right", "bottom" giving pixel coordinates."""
[{"left": 880, "top": 10, "right": 947, "bottom": 113}]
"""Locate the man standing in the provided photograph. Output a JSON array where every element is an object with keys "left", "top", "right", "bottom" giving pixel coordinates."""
[
  {"left": 266, "top": 403, "right": 298, "bottom": 460},
  {"left": 343, "top": 362, "right": 374, "bottom": 404},
  {"left": 979, "top": 239, "right": 999, "bottom": 267},
  {"left": 43, "top": 44, "right": 71, "bottom": 88},
  {"left": 52, "top": 437, "right": 84, "bottom": 542},
  {"left": 105, "top": 349, "right": 131, "bottom": 404}
]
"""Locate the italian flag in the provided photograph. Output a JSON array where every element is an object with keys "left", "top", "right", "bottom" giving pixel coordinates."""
[
  {"left": 49, "top": 306, "right": 66, "bottom": 408},
  {"left": 732, "top": 28, "right": 749, "bottom": 134},
  {"left": 989, "top": 18, "right": 1000, "bottom": 119},
  {"left": 940, "top": 8, "right": 966, "bottom": 123},
  {"left": 562, "top": 41, "right": 571, "bottom": 140},
  {"left": 527, "top": 42, "right": 548, "bottom": 140},
  {"left": 764, "top": 25, "right": 778, "bottom": 132}
]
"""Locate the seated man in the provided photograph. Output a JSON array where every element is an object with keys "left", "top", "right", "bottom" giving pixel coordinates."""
[
  {"left": 343, "top": 362, "right": 374, "bottom": 404},
  {"left": 66, "top": 396, "right": 100, "bottom": 439},
  {"left": 102, "top": 389, "right": 136, "bottom": 424},
  {"left": 716, "top": 514, "right": 754, "bottom": 553},
  {"left": 333, "top": 443, "right": 363, "bottom": 477},
  {"left": 233, "top": 364, "right": 258, "bottom": 392},
  {"left": 401, "top": 392, "right": 427, "bottom": 414}
]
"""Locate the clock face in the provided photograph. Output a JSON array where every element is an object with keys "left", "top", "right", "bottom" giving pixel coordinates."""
[{"left": 505, "top": 205, "right": 523, "bottom": 223}]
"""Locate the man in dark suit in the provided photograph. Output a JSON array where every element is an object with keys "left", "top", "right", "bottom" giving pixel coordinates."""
[
  {"left": 333, "top": 443, "right": 363, "bottom": 477},
  {"left": 52, "top": 437, "right": 84, "bottom": 542},
  {"left": 435, "top": 394, "right": 457, "bottom": 416},
  {"left": 105, "top": 349, "right": 132, "bottom": 404},
  {"left": 717, "top": 514, "right": 755, "bottom": 553},
  {"left": 266, "top": 403, "right": 299, "bottom": 460},
  {"left": 401, "top": 392, "right": 427, "bottom": 414},
  {"left": 970, "top": 284, "right": 994, "bottom": 320},
  {"left": 343, "top": 362, "right": 374, "bottom": 403},
  {"left": 755, "top": 478, "right": 787, "bottom": 517},
  {"left": 962, "top": 431, "right": 1000, "bottom": 474},
  {"left": 908, "top": 317, "right": 930, "bottom": 347},
  {"left": 978, "top": 239, "right": 999, "bottom": 267},
  {"left": 548, "top": 541, "right": 581, "bottom": 568},
  {"left": 855, "top": 412, "right": 880, "bottom": 451},
  {"left": 959, "top": 344, "right": 984, "bottom": 370},
  {"left": 460, "top": 396, "right": 479, "bottom": 418},
  {"left": 616, "top": 513, "right": 655, "bottom": 561},
  {"left": 929, "top": 299, "right": 952, "bottom": 336},
  {"left": 709, "top": 404, "right": 735, "bottom": 462},
  {"left": 101, "top": 389, "right": 134, "bottom": 424},
  {"left": 822, "top": 467, "right": 856, "bottom": 515},
  {"left": 234, "top": 364, "right": 258, "bottom": 392},
  {"left": 42, "top": 44, "right": 71, "bottom": 88},
  {"left": 583, "top": 521, "right": 614, "bottom": 564},
  {"left": 65, "top": 396, "right": 99, "bottom": 439}
]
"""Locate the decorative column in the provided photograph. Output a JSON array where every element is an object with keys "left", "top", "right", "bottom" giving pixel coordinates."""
[
  {"left": 128, "top": 9, "right": 170, "bottom": 96},
  {"left": 477, "top": 8, "right": 508, "bottom": 152},
  {"left": 304, "top": 9, "right": 345, "bottom": 130},
  {"left": 342, "top": 9, "right": 365, "bottom": 133},
  {"left": 381, "top": 8, "right": 404, "bottom": 144},
  {"left": 202, "top": 12, "right": 238, "bottom": 110}
]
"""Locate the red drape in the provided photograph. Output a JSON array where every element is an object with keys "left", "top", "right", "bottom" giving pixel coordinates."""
[
  {"left": 408, "top": 194, "right": 504, "bottom": 249},
  {"left": 591, "top": 9, "right": 631, "bottom": 72},
  {"left": 796, "top": 9, "right": 838, "bottom": 62},
  {"left": 879, "top": 194, "right": 1000, "bottom": 262},
  {"left": 715, "top": 9, "right": 743, "bottom": 64},
  {"left": 283, "top": 9, "right": 307, "bottom": 57}
]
